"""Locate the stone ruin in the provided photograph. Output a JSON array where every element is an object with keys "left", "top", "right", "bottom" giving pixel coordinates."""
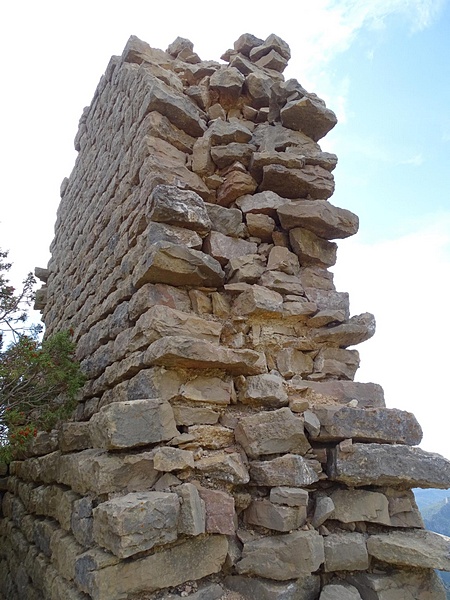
[{"left": 1, "top": 32, "right": 450, "bottom": 600}]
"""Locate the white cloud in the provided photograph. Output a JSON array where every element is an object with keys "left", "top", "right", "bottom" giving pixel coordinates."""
[
  {"left": 399, "top": 153, "right": 424, "bottom": 166},
  {"left": 333, "top": 213, "right": 450, "bottom": 458}
]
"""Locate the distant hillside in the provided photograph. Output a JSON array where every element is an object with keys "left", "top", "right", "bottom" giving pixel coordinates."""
[{"left": 414, "top": 489, "right": 450, "bottom": 598}]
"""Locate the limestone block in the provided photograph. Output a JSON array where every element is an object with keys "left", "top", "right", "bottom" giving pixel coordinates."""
[
  {"left": 249, "top": 34, "right": 291, "bottom": 62},
  {"left": 289, "top": 228, "right": 337, "bottom": 268},
  {"left": 313, "top": 406, "right": 422, "bottom": 445},
  {"left": 144, "top": 111, "right": 196, "bottom": 154},
  {"left": 209, "top": 66, "right": 245, "bottom": 105},
  {"left": 313, "top": 348, "right": 360, "bottom": 380},
  {"left": 172, "top": 405, "right": 219, "bottom": 426},
  {"left": 319, "top": 584, "right": 363, "bottom": 600},
  {"left": 192, "top": 135, "right": 215, "bottom": 176},
  {"left": 79, "top": 535, "right": 228, "bottom": 600},
  {"left": 180, "top": 375, "right": 232, "bottom": 405},
  {"left": 330, "top": 488, "right": 390, "bottom": 525},
  {"left": 89, "top": 398, "right": 178, "bottom": 450},
  {"left": 237, "top": 530, "right": 324, "bottom": 580},
  {"left": 153, "top": 447, "right": 195, "bottom": 471},
  {"left": 71, "top": 497, "right": 94, "bottom": 548},
  {"left": 232, "top": 285, "right": 283, "bottom": 316},
  {"left": 205, "top": 203, "right": 244, "bottom": 237},
  {"left": 208, "top": 118, "right": 253, "bottom": 145},
  {"left": 259, "top": 270, "right": 304, "bottom": 295},
  {"left": 324, "top": 533, "right": 369, "bottom": 572},
  {"left": 235, "top": 408, "right": 310, "bottom": 458},
  {"left": 57, "top": 449, "right": 159, "bottom": 495},
  {"left": 197, "top": 487, "right": 236, "bottom": 535},
  {"left": 58, "top": 422, "right": 92, "bottom": 453},
  {"left": 236, "top": 190, "right": 287, "bottom": 217},
  {"left": 148, "top": 184, "right": 212, "bottom": 235},
  {"left": 133, "top": 241, "right": 225, "bottom": 288},
  {"left": 246, "top": 212, "right": 275, "bottom": 241},
  {"left": 328, "top": 443, "right": 450, "bottom": 488},
  {"left": 195, "top": 451, "right": 249, "bottom": 484},
  {"left": 50, "top": 574, "right": 89, "bottom": 600},
  {"left": 280, "top": 96, "right": 337, "bottom": 141},
  {"left": 216, "top": 170, "right": 258, "bottom": 207},
  {"left": 175, "top": 483, "right": 206, "bottom": 536},
  {"left": 226, "top": 254, "right": 267, "bottom": 283},
  {"left": 250, "top": 454, "right": 320, "bottom": 487},
  {"left": 300, "top": 267, "right": 335, "bottom": 291},
  {"left": 307, "top": 309, "right": 346, "bottom": 328},
  {"left": 347, "top": 567, "right": 446, "bottom": 600},
  {"left": 131, "top": 304, "right": 222, "bottom": 350},
  {"left": 145, "top": 336, "right": 267, "bottom": 375},
  {"left": 245, "top": 72, "right": 272, "bottom": 108},
  {"left": 203, "top": 231, "right": 258, "bottom": 266},
  {"left": 26, "top": 430, "right": 58, "bottom": 457},
  {"left": 127, "top": 367, "right": 185, "bottom": 401},
  {"left": 139, "top": 71, "right": 207, "bottom": 137},
  {"left": 267, "top": 246, "right": 300, "bottom": 275},
  {"left": 93, "top": 491, "right": 180, "bottom": 558},
  {"left": 224, "top": 574, "right": 320, "bottom": 600},
  {"left": 312, "top": 496, "right": 335, "bottom": 528},
  {"left": 128, "top": 282, "right": 191, "bottom": 320},
  {"left": 311, "top": 313, "right": 376, "bottom": 347},
  {"left": 367, "top": 530, "right": 450, "bottom": 571},
  {"left": 50, "top": 530, "right": 85, "bottom": 581},
  {"left": 250, "top": 150, "right": 306, "bottom": 181},
  {"left": 244, "top": 499, "right": 306, "bottom": 531},
  {"left": 186, "top": 424, "right": 233, "bottom": 449},
  {"left": 291, "top": 380, "right": 386, "bottom": 409},
  {"left": 260, "top": 164, "right": 334, "bottom": 200},
  {"left": 143, "top": 221, "right": 203, "bottom": 249},
  {"left": 238, "top": 372, "right": 288, "bottom": 408},
  {"left": 34, "top": 519, "right": 59, "bottom": 557},
  {"left": 384, "top": 488, "right": 424, "bottom": 528},
  {"left": 211, "top": 142, "right": 256, "bottom": 168},
  {"left": 270, "top": 487, "right": 309, "bottom": 507},
  {"left": 277, "top": 199, "right": 359, "bottom": 239},
  {"left": 234, "top": 33, "right": 265, "bottom": 56}
]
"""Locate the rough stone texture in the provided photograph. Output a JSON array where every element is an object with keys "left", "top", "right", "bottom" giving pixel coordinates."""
[{"left": 3, "top": 32, "right": 449, "bottom": 600}]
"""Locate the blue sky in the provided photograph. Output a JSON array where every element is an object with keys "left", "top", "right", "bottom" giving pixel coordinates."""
[{"left": 1, "top": 0, "right": 449, "bottom": 457}]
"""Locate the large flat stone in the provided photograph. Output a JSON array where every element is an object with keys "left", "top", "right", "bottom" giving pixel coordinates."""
[
  {"left": 312, "top": 406, "right": 422, "bottom": 445},
  {"left": 204, "top": 231, "right": 257, "bottom": 266},
  {"left": 329, "top": 489, "right": 391, "bottom": 525},
  {"left": 367, "top": 530, "right": 450, "bottom": 571},
  {"left": 238, "top": 373, "right": 288, "bottom": 408},
  {"left": 148, "top": 185, "right": 212, "bottom": 235},
  {"left": 260, "top": 164, "right": 335, "bottom": 200},
  {"left": 277, "top": 199, "right": 358, "bottom": 239},
  {"left": 250, "top": 454, "right": 320, "bottom": 486},
  {"left": 244, "top": 499, "right": 306, "bottom": 531},
  {"left": 93, "top": 492, "right": 180, "bottom": 558},
  {"left": 323, "top": 533, "right": 369, "bottom": 572},
  {"left": 235, "top": 408, "right": 311, "bottom": 458},
  {"left": 328, "top": 443, "right": 450, "bottom": 488},
  {"left": 89, "top": 398, "right": 178, "bottom": 450},
  {"left": 310, "top": 313, "right": 376, "bottom": 347},
  {"left": 236, "top": 530, "right": 324, "bottom": 580},
  {"left": 133, "top": 242, "right": 225, "bottom": 288},
  {"left": 144, "top": 336, "right": 267, "bottom": 375},
  {"left": 289, "top": 227, "right": 337, "bottom": 268},
  {"left": 347, "top": 568, "right": 446, "bottom": 600},
  {"left": 291, "top": 380, "right": 386, "bottom": 408},
  {"left": 280, "top": 96, "right": 337, "bottom": 141},
  {"left": 224, "top": 574, "right": 320, "bottom": 600},
  {"left": 77, "top": 535, "right": 228, "bottom": 600}
]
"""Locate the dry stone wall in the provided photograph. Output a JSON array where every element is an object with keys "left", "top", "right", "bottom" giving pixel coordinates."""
[{"left": 2, "top": 33, "right": 450, "bottom": 600}]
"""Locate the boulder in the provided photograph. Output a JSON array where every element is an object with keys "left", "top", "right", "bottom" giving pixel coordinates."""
[{"left": 280, "top": 96, "right": 337, "bottom": 141}]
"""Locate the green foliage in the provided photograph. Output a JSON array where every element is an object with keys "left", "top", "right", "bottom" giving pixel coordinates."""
[{"left": 0, "top": 249, "right": 84, "bottom": 462}]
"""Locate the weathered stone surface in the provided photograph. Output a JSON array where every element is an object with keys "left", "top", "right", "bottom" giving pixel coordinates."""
[
  {"left": 57, "top": 449, "right": 159, "bottom": 495},
  {"left": 289, "top": 228, "right": 337, "bottom": 268},
  {"left": 367, "top": 530, "right": 450, "bottom": 571},
  {"left": 226, "top": 254, "right": 267, "bottom": 283},
  {"left": 180, "top": 376, "right": 232, "bottom": 405},
  {"left": 267, "top": 246, "right": 300, "bottom": 275},
  {"left": 319, "top": 584, "right": 363, "bottom": 600},
  {"left": 385, "top": 488, "right": 424, "bottom": 528},
  {"left": 232, "top": 285, "right": 283, "bottom": 316},
  {"left": 224, "top": 574, "right": 320, "bottom": 600},
  {"left": 330, "top": 489, "right": 391, "bottom": 525},
  {"left": 133, "top": 242, "right": 225, "bottom": 288},
  {"left": 312, "top": 406, "right": 422, "bottom": 445},
  {"left": 250, "top": 34, "right": 291, "bottom": 62},
  {"left": 250, "top": 150, "right": 306, "bottom": 181},
  {"left": 89, "top": 398, "right": 178, "bottom": 450},
  {"left": 323, "top": 533, "right": 369, "bottom": 572},
  {"left": 250, "top": 454, "right": 320, "bottom": 486},
  {"left": 172, "top": 405, "right": 219, "bottom": 426},
  {"left": 197, "top": 487, "right": 236, "bottom": 535},
  {"left": 238, "top": 373, "right": 288, "bottom": 407},
  {"left": 216, "top": 170, "right": 258, "bottom": 207},
  {"left": 277, "top": 349, "right": 314, "bottom": 380},
  {"left": 208, "top": 119, "right": 253, "bottom": 145},
  {"left": 259, "top": 270, "right": 304, "bottom": 295},
  {"left": 244, "top": 499, "right": 306, "bottom": 531},
  {"left": 195, "top": 452, "right": 249, "bottom": 484},
  {"left": 131, "top": 305, "right": 222, "bottom": 352},
  {"left": 58, "top": 422, "right": 92, "bottom": 453},
  {"left": 145, "top": 111, "right": 196, "bottom": 154},
  {"left": 280, "top": 96, "right": 337, "bottom": 141},
  {"left": 148, "top": 185, "right": 212, "bottom": 235},
  {"left": 246, "top": 212, "right": 275, "bottom": 241},
  {"left": 128, "top": 283, "right": 191, "bottom": 321},
  {"left": 187, "top": 424, "right": 234, "bottom": 449},
  {"left": 312, "top": 348, "right": 360, "bottom": 380},
  {"left": 93, "top": 492, "right": 180, "bottom": 558},
  {"left": 209, "top": 67, "right": 245, "bottom": 105},
  {"left": 277, "top": 199, "right": 359, "bottom": 239},
  {"left": 237, "top": 530, "right": 324, "bottom": 580},
  {"left": 291, "top": 380, "right": 386, "bottom": 409},
  {"left": 236, "top": 190, "right": 288, "bottom": 217},
  {"left": 175, "top": 483, "right": 206, "bottom": 536},
  {"left": 312, "top": 496, "right": 335, "bottom": 528},
  {"left": 211, "top": 143, "right": 256, "bottom": 168},
  {"left": 205, "top": 203, "right": 244, "bottom": 237},
  {"left": 347, "top": 568, "right": 446, "bottom": 600},
  {"left": 204, "top": 231, "right": 258, "bottom": 265},
  {"left": 311, "top": 313, "right": 376, "bottom": 347},
  {"left": 234, "top": 33, "right": 265, "bottom": 56},
  {"left": 270, "top": 487, "right": 309, "bottom": 507},
  {"left": 145, "top": 336, "right": 267, "bottom": 375},
  {"left": 260, "top": 164, "right": 335, "bottom": 200},
  {"left": 235, "top": 408, "right": 311, "bottom": 458},
  {"left": 328, "top": 443, "right": 450, "bottom": 488},
  {"left": 79, "top": 535, "right": 228, "bottom": 600},
  {"left": 153, "top": 447, "right": 195, "bottom": 471}
]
